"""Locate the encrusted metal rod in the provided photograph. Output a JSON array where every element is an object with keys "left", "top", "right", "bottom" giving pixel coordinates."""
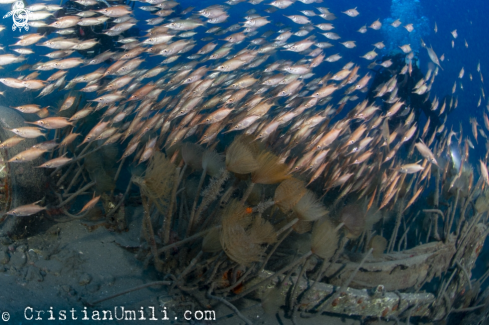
[
  {"left": 50, "top": 192, "right": 91, "bottom": 221},
  {"left": 289, "top": 255, "right": 310, "bottom": 312},
  {"left": 451, "top": 304, "right": 486, "bottom": 312},
  {"left": 456, "top": 261, "right": 472, "bottom": 290},
  {"left": 188, "top": 166, "right": 207, "bottom": 237},
  {"left": 477, "top": 266, "right": 489, "bottom": 286},
  {"left": 177, "top": 251, "right": 203, "bottom": 282},
  {"left": 207, "top": 284, "right": 253, "bottom": 325},
  {"left": 453, "top": 212, "right": 485, "bottom": 266},
  {"left": 456, "top": 179, "right": 482, "bottom": 237},
  {"left": 54, "top": 162, "right": 75, "bottom": 186},
  {"left": 230, "top": 251, "right": 313, "bottom": 302},
  {"left": 240, "top": 182, "right": 255, "bottom": 205},
  {"left": 157, "top": 226, "right": 221, "bottom": 256},
  {"left": 204, "top": 252, "right": 225, "bottom": 286},
  {"left": 447, "top": 189, "right": 460, "bottom": 240},
  {"left": 254, "top": 264, "right": 435, "bottom": 319},
  {"left": 56, "top": 181, "right": 96, "bottom": 208},
  {"left": 65, "top": 162, "right": 84, "bottom": 194},
  {"left": 258, "top": 227, "right": 293, "bottom": 274},
  {"left": 423, "top": 209, "right": 444, "bottom": 241},
  {"left": 219, "top": 179, "right": 239, "bottom": 207},
  {"left": 106, "top": 179, "right": 132, "bottom": 218},
  {"left": 72, "top": 145, "right": 103, "bottom": 163},
  {"left": 164, "top": 165, "right": 185, "bottom": 246},
  {"left": 49, "top": 129, "right": 59, "bottom": 161},
  {"left": 316, "top": 248, "right": 374, "bottom": 314},
  {"left": 388, "top": 198, "right": 405, "bottom": 253},
  {"left": 426, "top": 218, "right": 432, "bottom": 244},
  {"left": 215, "top": 264, "right": 255, "bottom": 294},
  {"left": 305, "top": 237, "right": 349, "bottom": 307},
  {"left": 434, "top": 166, "right": 440, "bottom": 207},
  {"left": 53, "top": 142, "right": 94, "bottom": 184},
  {"left": 114, "top": 156, "right": 126, "bottom": 183},
  {"left": 398, "top": 211, "right": 420, "bottom": 251},
  {"left": 60, "top": 206, "right": 90, "bottom": 219},
  {"left": 142, "top": 195, "right": 163, "bottom": 272},
  {"left": 89, "top": 281, "right": 171, "bottom": 306},
  {"left": 275, "top": 217, "right": 298, "bottom": 236},
  {"left": 435, "top": 267, "right": 458, "bottom": 308},
  {"left": 423, "top": 209, "right": 445, "bottom": 219}
]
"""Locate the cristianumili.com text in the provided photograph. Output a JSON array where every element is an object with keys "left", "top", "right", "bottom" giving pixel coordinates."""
[{"left": 23, "top": 306, "right": 216, "bottom": 321}]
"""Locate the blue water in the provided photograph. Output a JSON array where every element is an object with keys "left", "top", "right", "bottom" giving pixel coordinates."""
[{"left": 0, "top": 0, "right": 484, "bottom": 151}]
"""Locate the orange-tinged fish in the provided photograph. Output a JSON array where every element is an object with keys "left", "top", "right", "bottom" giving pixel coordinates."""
[
  {"left": 415, "top": 140, "right": 438, "bottom": 166},
  {"left": 97, "top": 5, "right": 132, "bottom": 17},
  {"left": 6, "top": 126, "right": 46, "bottom": 138},
  {"left": 470, "top": 117, "right": 479, "bottom": 144},
  {"left": 398, "top": 163, "right": 424, "bottom": 174},
  {"left": 307, "top": 162, "right": 327, "bottom": 186},
  {"left": 344, "top": 124, "right": 367, "bottom": 147},
  {"left": 6, "top": 201, "right": 46, "bottom": 216},
  {"left": 79, "top": 121, "right": 109, "bottom": 146},
  {"left": 316, "top": 128, "right": 341, "bottom": 150},
  {"left": 11, "top": 104, "right": 44, "bottom": 114},
  {"left": 27, "top": 117, "right": 73, "bottom": 129},
  {"left": 59, "top": 132, "right": 80, "bottom": 148},
  {"left": 311, "top": 84, "right": 337, "bottom": 98},
  {"left": 60, "top": 96, "right": 76, "bottom": 111},
  {"left": 480, "top": 160, "right": 489, "bottom": 186},
  {"left": 78, "top": 194, "right": 101, "bottom": 214},
  {"left": 8, "top": 147, "right": 47, "bottom": 162},
  {"left": 403, "top": 187, "right": 424, "bottom": 212},
  {"left": 351, "top": 150, "right": 373, "bottom": 164},
  {"left": 0, "top": 136, "right": 25, "bottom": 149},
  {"left": 37, "top": 155, "right": 72, "bottom": 168},
  {"left": 367, "top": 187, "right": 377, "bottom": 211},
  {"left": 386, "top": 101, "right": 404, "bottom": 117}
]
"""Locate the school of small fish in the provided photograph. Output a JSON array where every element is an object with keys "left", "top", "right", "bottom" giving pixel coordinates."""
[{"left": 0, "top": 0, "right": 486, "bottom": 217}]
